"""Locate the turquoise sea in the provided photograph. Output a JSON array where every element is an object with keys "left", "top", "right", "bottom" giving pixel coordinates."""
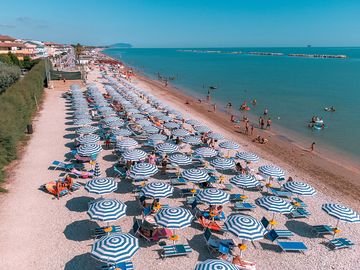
[{"left": 104, "top": 47, "right": 360, "bottom": 160}]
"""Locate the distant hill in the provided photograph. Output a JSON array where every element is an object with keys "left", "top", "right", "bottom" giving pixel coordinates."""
[{"left": 110, "top": 43, "right": 133, "bottom": 48}]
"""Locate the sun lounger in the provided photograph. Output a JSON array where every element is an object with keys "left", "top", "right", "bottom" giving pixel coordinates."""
[
  {"left": 327, "top": 238, "right": 355, "bottom": 250},
  {"left": 161, "top": 244, "right": 192, "bottom": 258},
  {"left": 180, "top": 188, "right": 199, "bottom": 197},
  {"left": 261, "top": 217, "right": 294, "bottom": 238},
  {"left": 223, "top": 183, "right": 233, "bottom": 191},
  {"left": 50, "top": 160, "right": 75, "bottom": 171},
  {"left": 113, "top": 165, "right": 126, "bottom": 179},
  {"left": 198, "top": 216, "right": 223, "bottom": 232},
  {"left": 93, "top": 225, "right": 122, "bottom": 239},
  {"left": 70, "top": 168, "right": 94, "bottom": 178},
  {"left": 203, "top": 228, "right": 235, "bottom": 254},
  {"left": 292, "top": 197, "right": 307, "bottom": 208},
  {"left": 170, "top": 178, "right": 187, "bottom": 186},
  {"left": 234, "top": 202, "right": 256, "bottom": 211},
  {"left": 269, "top": 187, "right": 292, "bottom": 198},
  {"left": 100, "top": 262, "right": 134, "bottom": 270},
  {"left": 267, "top": 230, "right": 307, "bottom": 253},
  {"left": 312, "top": 225, "right": 334, "bottom": 236},
  {"left": 230, "top": 194, "right": 245, "bottom": 202},
  {"left": 289, "top": 208, "right": 310, "bottom": 218}
]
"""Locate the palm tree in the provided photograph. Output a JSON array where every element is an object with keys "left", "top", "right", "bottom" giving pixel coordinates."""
[{"left": 74, "top": 43, "right": 84, "bottom": 65}]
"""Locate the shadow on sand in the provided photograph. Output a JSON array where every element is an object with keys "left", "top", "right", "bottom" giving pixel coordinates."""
[
  {"left": 66, "top": 196, "right": 95, "bottom": 212},
  {"left": 285, "top": 220, "right": 317, "bottom": 238},
  {"left": 64, "top": 253, "right": 100, "bottom": 270},
  {"left": 63, "top": 219, "right": 98, "bottom": 241}
]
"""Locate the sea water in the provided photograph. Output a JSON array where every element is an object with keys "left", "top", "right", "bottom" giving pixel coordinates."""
[{"left": 104, "top": 47, "right": 360, "bottom": 161}]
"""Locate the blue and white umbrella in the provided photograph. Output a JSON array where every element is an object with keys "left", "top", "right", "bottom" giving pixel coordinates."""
[
  {"left": 225, "top": 215, "right": 266, "bottom": 241},
  {"left": 91, "top": 233, "right": 139, "bottom": 264},
  {"left": 322, "top": 204, "right": 360, "bottom": 223},
  {"left": 256, "top": 196, "right": 293, "bottom": 214},
  {"left": 219, "top": 141, "right": 239, "bottom": 150},
  {"left": 77, "top": 144, "right": 102, "bottom": 157},
  {"left": 195, "top": 260, "right": 238, "bottom": 270},
  {"left": 186, "top": 119, "right": 202, "bottom": 126},
  {"left": 164, "top": 122, "right": 181, "bottom": 129},
  {"left": 106, "top": 120, "right": 125, "bottom": 128},
  {"left": 122, "top": 149, "right": 147, "bottom": 161},
  {"left": 210, "top": 157, "right": 235, "bottom": 170},
  {"left": 77, "top": 126, "right": 98, "bottom": 134},
  {"left": 94, "top": 162, "right": 101, "bottom": 177},
  {"left": 138, "top": 119, "right": 152, "bottom": 127},
  {"left": 236, "top": 152, "right": 260, "bottom": 162},
  {"left": 258, "top": 165, "right": 285, "bottom": 178},
  {"left": 155, "top": 207, "right": 193, "bottom": 229},
  {"left": 181, "top": 168, "right": 210, "bottom": 183},
  {"left": 148, "top": 133, "right": 167, "bottom": 142},
  {"left": 194, "top": 125, "right": 212, "bottom": 133},
  {"left": 230, "top": 174, "right": 261, "bottom": 189},
  {"left": 85, "top": 177, "right": 117, "bottom": 195},
  {"left": 111, "top": 128, "right": 132, "bottom": 137},
  {"left": 183, "top": 136, "right": 202, "bottom": 145},
  {"left": 141, "top": 182, "right": 174, "bottom": 199},
  {"left": 196, "top": 188, "right": 230, "bottom": 205},
  {"left": 132, "top": 113, "right": 146, "bottom": 119},
  {"left": 88, "top": 199, "right": 127, "bottom": 222},
  {"left": 208, "top": 132, "right": 224, "bottom": 140},
  {"left": 126, "top": 108, "right": 140, "bottom": 114},
  {"left": 73, "top": 118, "right": 92, "bottom": 126},
  {"left": 283, "top": 181, "right": 316, "bottom": 196},
  {"left": 171, "top": 128, "right": 190, "bottom": 137},
  {"left": 143, "top": 125, "right": 159, "bottom": 134},
  {"left": 77, "top": 134, "right": 100, "bottom": 145},
  {"left": 116, "top": 138, "right": 139, "bottom": 149},
  {"left": 156, "top": 142, "right": 179, "bottom": 154},
  {"left": 194, "top": 147, "right": 218, "bottom": 158},
  {"left": 169, "top": 153, "right": 192, "bottom": 166},
  {"left": 157, "top": 114, "right": 172, "bottom": 122},
  {"left": 129, "top": 163, "right": 158, "bottom": 179}
]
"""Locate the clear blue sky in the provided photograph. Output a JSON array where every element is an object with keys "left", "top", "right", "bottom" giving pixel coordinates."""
[{"left": 0, "top": 0, "right": 359, "bottom": 47}]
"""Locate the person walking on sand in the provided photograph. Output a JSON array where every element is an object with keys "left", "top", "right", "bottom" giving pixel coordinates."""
[
  {"left": 311, "top": 142, "right": 316, "bottom": 151},
  {"left": 245, "top": 121, "right": 250, "bottom": 135},
  {"left": 251, "top": 124, "right": 254, "bottom": 135},
  {"left": 266, "top": 118, "right": 272, "bottom": 129}
]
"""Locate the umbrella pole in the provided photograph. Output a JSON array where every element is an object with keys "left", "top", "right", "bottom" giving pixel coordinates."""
[
  {"left": 270, "top": 213, "right": 275, "bottom": 229},
  {"left": 333, "top": 219, "right": 340, "bottom": 238}
]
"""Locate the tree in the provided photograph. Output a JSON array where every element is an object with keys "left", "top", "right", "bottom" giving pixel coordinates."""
[{"left": 74, "top": 43, "right": 84, "bottom": 64}]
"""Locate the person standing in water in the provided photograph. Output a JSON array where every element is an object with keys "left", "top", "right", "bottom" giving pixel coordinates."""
[
  {"left": 264, "top": 108, "right": 268, "bottom": 116},
  {"left": 266, "top": 118, "right": 272, "bottom": 129},
  {"left": 260, "top": 118, "right": 265, "bottom": 129}
]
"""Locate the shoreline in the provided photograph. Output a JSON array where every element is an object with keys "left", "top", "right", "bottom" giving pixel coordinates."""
[{"left": 130, "top": 72, "right": 360, "bottom": 210}]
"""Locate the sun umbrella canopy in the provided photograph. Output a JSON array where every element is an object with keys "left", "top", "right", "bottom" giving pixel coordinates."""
[
  {"left": 85, "top": 177, "right": 117, "bottom": 195},
  {"left": 155, "top": 207, "right": 193, "bottom": 229},
  {"left": 256, "top": 196, "right": 293, "bottom": 214},
  {"left": 219, "top": 141, "right": 239, "bottom": 150},
  {"left": 183, "top": 136, "right": 202, "bottom": 145},
  {"left": 194, "top": 125, "right": 212, "bottom": 133},
  {"left": 148, "top": 133, "right": 167, "bottom": 142},
  {"left": 225, "top": 215, "right": 267, "bottom": 241},
  {"left": 196, "top": 188, "right": 230, "bottom": 205},
  {"left": 73, "top": 118, "right": 92, "bottom": 126},
  {"left": 236, "top": 152, "right": 260, "bottom": 162},
  {"left": 322, "top": 204, "right": 360, "bottom": 223},
  {"left": 138, "top": 119, "right": 153, "bottom": 127},
  {"left": 283, "top": 181, "right": 316, "bottom": 196},
  {"left": 143, "top": 125, "right": 159, "bottom": 134},
  {"left": 88, "top": 199, "right": 127, "bottom": 222},
  {"left": 194, "top": 147, "right": 218, "bottom": 158},
  {"left": 169, "top": 153, "right": 192, "bottom": 166},
  {"left": 111, "top": 128, "right": 132, "bottom": 137},
  {"left": 129, "top": 163, "right": 158, "bottom": 179},
  {"left": 155, "top": 142, "right": 179, "bottom": 154},
  {"left": 77, "top": 126, "right": 98, "bottom": 134},
  {"left": 171, "top": 128, "right": 190, "bottom": 137},
  {"left": 185, "top": 119, "right": 202, "bottom": 126},
  {"left": 181, "top": 168, "right": 210, "bottom": 183},
  {"left": 210, "top": 157, "right": 235, "bottom": 170},
  {"left": 116, "top": 138, "right": 139, "bottom": 149},
  {"left": 195, "top": 259, "right": 238, "bottom": 270},
  {"left": 122, "top": 149, "right": 147, "bottom": 161},
  {"left": 91, "top": 233, "right": 139, "bottom": 264},
  {"left": 77, "top": 143, "right": 102, "bottom": 157},
  {"left": 207, "top": 132, "right": 224, "bottom": 140},
  {"left": 230, "top": 174, "right": 261, "bottom": 189},
  {"left": 258, "top": 165, "right": 285, "bottom": 178},
  {"left": 76, "top": 134, "right": 100, "bottom": 145},
  {"left": 141, "top": 182, "right": 174, "bottom": 199},
  {"left": 164, "top": 122, "right": 181, "bottom": 129}
]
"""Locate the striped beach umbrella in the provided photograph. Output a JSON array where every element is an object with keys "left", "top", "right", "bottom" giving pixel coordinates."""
[
  {"left": 256, "top": 196, "right": 293, "bottom": 214},
  {"left": 210, "top": 157, "right": 235, "bottom": 170},
  {"left": 169, "top": 153, "right": 192, "bottom": 166},
  {"left": 196, "top": 188, "right": 230, "bottom": 205},
  {"left": 126, "top": 108, "right": 140, "bottom": 114},
  {"left": 156, "top": 142, "right": 179, "bottom": 154},
  {"left": 94, "top": 162, "right": 101, "bottom": 177},
  {"left": 122, "top": 149, "right": 147, "bottom": 161},
  {"left": 143, "top": 125, "right": 159, "bottom": 134},
  {"left": 155, "top": 207, "right": 193, "bottom": 229},
  {"left": 181, "top": 168, "right": 210, "bottom": 183},
  {"left": 138, "top": 119, "right": 152, "bottom": 127},
  {"left": 91, "top": 233, "right": 139, "bottom": 264},
  {"left": 157, "top": 115, "right": 172, "bottom": 122},
  {"left": 183, "top": 136, "right": 202, "bottom": 145},
  {"left": 219, "top": 141, "right": 239, "bottom": 150},
  {"left": 77, "top": 144, "right": 102, "bottom": 157},
  {"left": 116, "top": 138, "right": 139, "bottom": 150},
  {"left": 194, "top": 147, "right": 218, "bottom": 158},
  {"left": 148, "top": 133, "right": 167, "bottom": 142},
  {"left": 195, "top": 260, "right": 238, "bottom": 270},
  {"left": 77, "top": 134, "right": 100, "bottom": 145},
  {"left": 164, "top": 122, "right": 181, "bottom": 129},
  {"left": 230, "top": 174, "right": 261, "bottom": 189},
  {"left": 194, "top": 125, "right": 212, "bottom": 133},
  {"left": 132, "top": 113, "right": 146, "bottom": 119},
  {"left": 88, "top": 199, "right": 127, "bottom": 222},
  {"left": 103, "top": 116, "right": 120, "bottom": 123},
  {"left": 77, "top": 126, "right": 98, "bottom": 134},
  {"left": 171, "top": 128, "right": 190, "bottom": 137},
  {"left": 73, "top": 118, "right": 92, "bottom": 126},
  {"left": 322, "top": 204, "right": 360, "bottom": 223},
  {"left": 258, "top": 165, "right": 285, "bottom": 178},
  {"left": 236, "top": 152, "right": 260, "bottom": 162},
  {"left": 129, "top": 163, "right": 158, "bottom": 179},
  {"left": 106, "top": 120, "right": 125, "bottom": 128},
  {"left": 283, "top": 181, "right": 316, "bottom": 196},
  {"left": 208, "top": 132, "right": 224, "bottom": 140},
  {"left": 141, "top": 182, "right": 174, "bottom": 199},
  {"left": 111, "top": 128, "right": 132, "bottom": 137},
  {"left": 85, "top": 177, "right": 117, "bottom": 195},
  {"left": 225, "top": 215, "right": 267, "bottom": 241},
  {"left": 185, "top": 119, "right": 202, "bottom": 126}
]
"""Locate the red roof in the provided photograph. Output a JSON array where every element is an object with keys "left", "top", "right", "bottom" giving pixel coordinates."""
[
  {"left": 0, "top": 42, "right": 26, "bottom": 48},
  {"left": 0, "top": 35, "right": 16, "bottom": 42}
]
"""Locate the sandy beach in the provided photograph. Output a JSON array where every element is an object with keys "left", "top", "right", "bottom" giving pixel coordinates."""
[{"left": 0, "top": 62, "right": 359, "bottom": 270}]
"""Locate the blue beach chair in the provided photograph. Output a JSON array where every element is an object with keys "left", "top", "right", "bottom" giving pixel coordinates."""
[
  {"left": 234, "top": 202, "right": 257, "bottom": 211},
  {"left": 312, "top": 225, "right": 334, "bottom": 236},
  {"left": 100, "top": 262, "right": 134, "bottom": 270},
  {"left": 267, "top": 230, "right": 307, "bottom": 253},
  {"left": 261, "top": 217, "right": 294, "bottom": 238},
  {"left": 161, "top": 244, "right": 193, "bottom": 258},
  {"left": 327, "top": 238, "right": 355, "bottom": 250}
]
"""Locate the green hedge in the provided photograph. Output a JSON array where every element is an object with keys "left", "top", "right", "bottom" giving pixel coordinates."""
[{"left": 0, "top": 60, "right": 45, "bottom": 190}]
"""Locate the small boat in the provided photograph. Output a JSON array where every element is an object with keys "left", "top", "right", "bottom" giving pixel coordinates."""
[{"left": 324, "top": 107, "right": 336, "bottom": 112}]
